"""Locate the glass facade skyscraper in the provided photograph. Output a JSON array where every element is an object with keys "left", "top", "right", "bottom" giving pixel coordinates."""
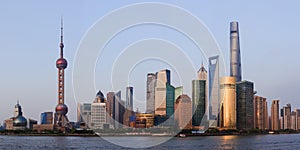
[
  {"left": 166, "top": 83, "right": 175, "bottom": 118},
  {"left": 192, "top": 80, "right": 206, "bottom": 126},
  {"left": 126, "top": 87, "right": 133, "bottom": 111},
  {"left": 209, "top": 56, "right": 219, "bottom": 124},
  {"left": 236, "top": 80, "right": 254, "bottom": 129},
  {"left": 146, "top": 73, "right": 156, "bottom": 114},
  {"left": 154, "top": 69, "right": 170, "bottom": 115},
  {"left": 219, "top": 77, "right": 236, "bottom": 129}
]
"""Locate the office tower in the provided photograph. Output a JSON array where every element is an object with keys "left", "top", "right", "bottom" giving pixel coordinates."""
[
  {"left": 209, "top": 56, "right": 219, "bottom": 123},
  {"left": 174, "top": 94, "right": 192, "bottom": 129},
  {"left": 198, "top": 63, "right": 208, "bottom": 80},
  {"left": 280, "top": 108, "right": 284, "bottom": 129},
  {"left": 91, "top": 91, "right": 106, "bottom": 129},
  {"left": 271, "top": 100, "right": 280, "bottom": 130},
  {"left": 166, "top": 83, "right": 175, "bottom": 118},
  {"left": 192, "top": 80, "right": 206, "bottom": 126},
  {"left": 296, "top": 109, "right": 300, "bottom": 130},
  {"left": 174, "top": 86, "right": 183, "bottom": 100},
  {"left": 124, "top": 87, "right": 134, "bottom": 127},
  {"left": 236, "top": 81, "right": 254, "bottom": 129},
  {"left": 77, "top": 103, "right": 91, "bottom": 128},
  {"left": 198, "top": 64, "right": 208, "bottom": 117},
  {"left": 114, "top": 91, "right": 125, "bottom": 128},
  {"left": 283, "top": 104, "right": 291, "bottom": 129},
  {"left": 230, "top": 21, "right": 242, "bottom": 82},
  {"left": 126, "top": 87, "right": 134, "bottom": 111},
  {"left": 94, "top": 90, "right": 105, "bottom": 103},
  {"left": 219, "top": 77, "right": 236, "bottom": 129},
  {"left": 291, "top": 111, "right": 297, "bottom": 130},
  {"left": 107, "top": 92, "right": 115, "bottom": 125},
  {"left": 54, "top": 19, "right": 70, "bottom": 128},
  {"left": 146, "top": 73, "right": 156, "bottom": 114},
  {"left": 154, "top": 69, "right": 170, "bottom": 115},
  {"left": 263, "top": 100, "right": 268, "bottom": 129},
  {"left": 41, "top": 112, "right": 53, "bottom": 124},
  {"left": 254, "top": 96, "right": 268, "bottom": 129}
]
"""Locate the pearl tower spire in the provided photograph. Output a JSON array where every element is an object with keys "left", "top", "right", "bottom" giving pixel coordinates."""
[{"left": 54, "top": 17, "right": 70, "bottom": 128}]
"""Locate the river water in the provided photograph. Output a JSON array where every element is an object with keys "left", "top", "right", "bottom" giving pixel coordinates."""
[{"left": 0, "top": 134, "right": 299, "bottom": 149}]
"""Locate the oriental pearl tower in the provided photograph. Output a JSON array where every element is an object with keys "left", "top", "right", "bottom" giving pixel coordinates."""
[{"left": 54, "top": 18, "right": 70, "bottom": 128}]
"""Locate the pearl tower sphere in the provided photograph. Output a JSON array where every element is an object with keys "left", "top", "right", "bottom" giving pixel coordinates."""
[{"left": 54, "top": 18, "right": 70, "bottom": 126}]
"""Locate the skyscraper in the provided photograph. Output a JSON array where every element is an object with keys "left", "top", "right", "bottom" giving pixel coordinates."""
[
  {"left": 77, "top": 103, "right": 91, "bottom": 128},
  {"left": 198, "top": 64, "right": 208, "bottom": 118},
  {"left": 174, "top": 86, "right": 183, "bottom": 100},
  {"left": 166, "top": 83, "right": 175, "bottom": 118},
  {"left": 230, "top": 21, "right": 242, "bottom": 82},
  {"left": 283, "top": 104, "right": 291, "bottom": 129},
  {"left": 209, "top": 56, "right": 219, "bottom": 123},
  {"left": 146, "top": 73, "right": 156, "bottom": 114},
  {"left": 296, "top": 109, "right": 300, "bottom": 130},
  {"left": 236, "top": 80, "right": 254, "bottom": 129},
  {"left": 154, "top": 69, "right": 170, "bottom": 115},
  {"left": 174, "top": 94, "right": 192, "bottom": 129},
  {"left": 126, "top": 87, "right": 133, "bottom": 111},
  {"left": 291, "top": 111, "right": 297, "bottom": 130},
  {"left": 54, "top": 19, "right": 70, "bottom": 128},
  {"left": 254, "top": 96, "right": 268, "bottom": 129},
  {"left": 114, "top": 91, "right": 125, "bottom": 128},
  {"left": 271, "top": 100, "right": 280, "bottom": 130},
  {"left": 192, "top": 80, "right": 206, "bottom": 127},
  {"left": 219, "top": 77, "right": 236, "bottom": 129},
  {"left": 41, "top": 112, "right": 53, "bottom": 125},
  {"left": 107, "top": 92, "right": 115, "bottom": 125},
  {"left": 91, "top": 91, "right": 107, "bottom": 129}
]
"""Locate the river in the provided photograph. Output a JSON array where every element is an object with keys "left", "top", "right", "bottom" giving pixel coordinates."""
[{"left": 0, "top": 134, "right": 299, "bottom": 149}]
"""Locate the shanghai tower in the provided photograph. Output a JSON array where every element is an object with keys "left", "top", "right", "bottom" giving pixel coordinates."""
[{"left": 230, "top": 21, "right": 242, "bottom": 82}]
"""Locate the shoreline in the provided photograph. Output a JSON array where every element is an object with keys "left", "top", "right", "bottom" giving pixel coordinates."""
[{"left": 0, "top": 132, "right": 299, "bottom": 137}]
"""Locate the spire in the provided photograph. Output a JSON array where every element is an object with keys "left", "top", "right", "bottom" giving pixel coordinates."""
[{"left": 60, "top": 17, "right": 64, "bottom": 58}]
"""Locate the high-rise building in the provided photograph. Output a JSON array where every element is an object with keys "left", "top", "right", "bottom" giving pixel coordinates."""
[
  {"left": 271, "top": 100, "right": 280, "bottom": 130},
  {"left": 198, "top": 64, "right": 208, "bottom": 118},
  {"left": 280, "top": 108, "right": 284, "bottom": 129},
  {"left": 54, "top": 19, "right": 70, "bottom": 128},
  {"left": 219, "top": 77, "right": 236, "bottom": 129},
  {"left": 91, "top": 91, "right": 107, "bottom": 129},
  {"left": 166, "top": 83, "right": 175, "bottom": 119},
  {"left": 174, "top": 94, "right": 192, "bottom": 129},
  {"left": 174, "top": 86, "right": 183, "bottom": 100},
  {"left": 254, "top": 96, "right": 268, "bottom": 129},
  {"left": 291, "top": 111, "right": 297, "bottom": 130},
  {"left": 114, "top": 91, "right": 125, "bottom": 128},
  {"left": 77, "top": 103, "right": 91, "bottom": 128},
  {"left": 192, "top": 80, "right": 206, "bottom": 127},
  {"left": 106, "top": 92, "right": 115, "bottom": 125},
  {"left": 230, "top": 21, "right": 242, "bottom": 82},
  {"left": 208, "top": 56, "right": 219, "bottom": 123},
  {"left": 236, "top": 81, "right": 254, "bottom": 129},
  {"left": 296, "top": 109, "right": 300, "bottom": 130},
  {"left": 154, "top": 69, "right": 170, "bottom": 115},
  {"left": 283, "top": 104, "right": 291, "bottom": 129},
  {"left": 41, "top": 112, "right": 53, "bottom": 124},
  {"left": 146, "top": 73, "right": 156, "bottom": 114},
  {"left": 126, "top": 87, "right": 134, "bottom": 111}
]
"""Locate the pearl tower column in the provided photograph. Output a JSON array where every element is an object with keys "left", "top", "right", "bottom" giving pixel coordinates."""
[{"left": 54, "top": 18, "right": 70, "bottom": 128}]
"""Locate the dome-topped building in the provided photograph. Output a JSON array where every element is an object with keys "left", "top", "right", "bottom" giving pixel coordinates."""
[
  {"left": 95, "top": 90, "right": 105, "bottom": 103},
  {"left": 13, "top": 101, "right": 27, "bottom": 130}
]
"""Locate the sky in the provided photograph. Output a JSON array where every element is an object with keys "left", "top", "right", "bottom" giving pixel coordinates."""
[{"left": 0, "top": 0, "right": 299, "bottom": 123}]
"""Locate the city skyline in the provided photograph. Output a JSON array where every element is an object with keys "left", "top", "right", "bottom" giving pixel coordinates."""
[{"left": 0, "top": 1, "right": 300, "bottom": 123}]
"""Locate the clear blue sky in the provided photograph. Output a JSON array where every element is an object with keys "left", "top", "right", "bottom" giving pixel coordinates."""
[{"left": 0, "top": 1, "right": 299, "bottom": 123}]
